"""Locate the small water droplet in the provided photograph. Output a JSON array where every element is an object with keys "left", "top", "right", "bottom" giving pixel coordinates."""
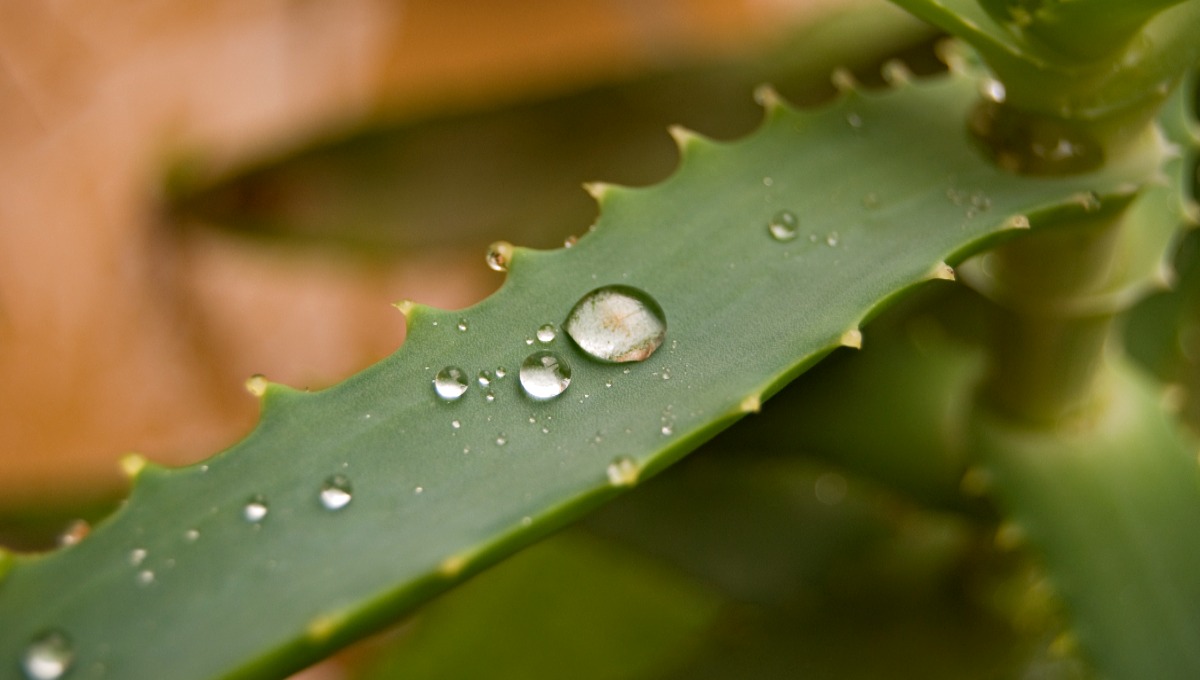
[
  {"left": 433, "top": 367, "right": 469, "bottom": 401},
  {"left": 414, "top": 486, "right": 424, "bottom": 495},
  {"left": 762, "top": 176, "right": 774, "bottom": 187},
  {"left": 319, "top": 475, "right": 353, "bottom": 511},
  {"left": 536, "top": 324, "right": 557, "bottom": 343},
  {"left": 137, "top": 570, "right": 155, "bottom": 585},
  {"left": 456, "top": 318, "right": 468, "bottom": 332},
  {"left": 564, "top": 285, "right": 667, "bottom": 363},
  {"left": 519, "top": 351, "right": 572, "bottom": 400},
  {"left": 981, "top": 78, "right": 1006, "bottom": 103},
  {"left": 485, "top": 390, "right": 496, "bottom": 403},
  {"left": 661, "top": 424, "right": 674, "bottom": 436},
  {"left": 846, "top": 112, "right": 863, "bottom": 128},
  {"left": 477, "top": 370, "right": 493, "bottom": 387},
  {"left": 541, "top": 426, "right": 550, "bottom": 434},
  {"left": 606, "top": 456, "right": 640, "bottom": 487},
  {"left": 604, "top": 380, "right": 613, "bottom": 388},
  {"left": 496, "top": 433, "right": 508, "bottom": 446},
  {"left": 563, "top": 235, "right": 578, "bottom": 248},
  {"left": 767, "top": 210, "right": 799, "bottom": 241},
  {"left": 243, "top": 495, "right": 269, "bottom": 523},
  {"left": 184, "top": 529, "right": 200, "bottom": 542},
  {"left": 129, "top": 548, "right": 147, "bottom": 567},
  {"left": 22, "top": 630, "right": 73, "bottom": 680},
  {"left": 451, "top": 419, "right": 461, "bottom": 429},
  {"left": 485, "top": 241, "right": 514, "bottom": 272},
  {"left": 495, "top": 367, "right": 507, "bottom": 379},
  {"left": 825, "top": 231, "right": 840, "bottom": 247},
  {"left": 661, "top": 369, "right": 671, "bottom": 380}
]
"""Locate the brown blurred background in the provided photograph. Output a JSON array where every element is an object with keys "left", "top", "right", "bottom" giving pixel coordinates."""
[{"left": 0, "top": 0, "right": 933, "bottom": 541}]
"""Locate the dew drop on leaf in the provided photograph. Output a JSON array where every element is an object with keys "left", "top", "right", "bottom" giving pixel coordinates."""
[
  {"left": 494, "top": 366, "right": 507, "bottom": 379},
  {"left": 129, "top": 548, "right": 147, "bottom": 567},
  {"left": 536, "top": 324, "right": 557, "bottom": 343},
  {"left": 22, "top": 630, "right": 73, "bottom": 680},
  {"left": 243, "top": 495, "right": 269, "bottom": 523},
  {"left": 433, "top": 367, "right": 469, "bottom": 401},
  {"left": 184, "top": 529, "right": 200, "bottom": 542},
  {"left": 456, "top": 318, "right": 468, "bottom": 332},
  {"left": 767, "top": 210, "right": 799, "bottom": 241},
  {"left": 319, "top": 475, "right": 353, "bottom": 511},
  {"left": 137, "top": 570, "right": 155, "bottom": 586},
  {"left": 519, "top": 351, "right": 572, "bottom": 400},
  {"left": 477, "top": 370, "right": 493, "bottom": 387},
  {"left": 485, "top": 241, "right": 513, "bottom": 272},
  {"left": 564, "top": 285, "right": 666, "bottom": 363}
]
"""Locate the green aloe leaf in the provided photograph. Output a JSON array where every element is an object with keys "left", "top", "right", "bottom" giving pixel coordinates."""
[
  {"left": 971, "top": 358, "right": 1200, "bottom": 679},
  {"left": 0, "top": 63, "right": 1164, "bottom": 680}
]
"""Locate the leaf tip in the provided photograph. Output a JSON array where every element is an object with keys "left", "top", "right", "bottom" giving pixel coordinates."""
[
  {"left": 119, "top": 453, "right": 149, "bottom": 479},
  {"left": 929, "top": 261, "right": 957, "bottom": 282},
  {"left": 839, "top": 328, "right": 863, "bottom": 350},
  {"left": 244, "top": 373, "right": 269, "bottom": 398}
]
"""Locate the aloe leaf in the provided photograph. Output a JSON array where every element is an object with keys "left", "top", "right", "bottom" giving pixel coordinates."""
[
  {"left": 971, "top": 359, "right": 1200, "bottom": 679},
  {"left": 0, "top": 65, "right": 1164, "bottom": 680}
]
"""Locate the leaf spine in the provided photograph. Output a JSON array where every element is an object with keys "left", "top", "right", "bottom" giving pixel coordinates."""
[
  {"left": 582, "top": 182, "right": 615, "bottom": 202},
  {"left": 439, "top": 554, "right": 468, "bottom": 577},
  {"left": 1005, "top": 214, "right": 1031, "bottom": 230},
  {"left": 245, "top": 374, "right": 269, "bottom": 397},
  {"left": 739, "top": 394, "right": 762, "bottom": 414},
  {"left": 393, "top": 300, "right": 416, "bottom": 318},
  {"left": 929, "top": 262, "right": 956, "bottom": 281},
  {"left": 839, "top": 328, "right": 863, "bottom": 349},
  {"left": 830, "top": 67, "right": 859, "bottom": 93},
  {"left": 753, "top": 84, "right": 783, "bottom": 112},
  {"left": 880, "top": 59, "right": 913, "bottom": 86},
  {"left": 119, "top": 453, "right": 148, "bottom": 479},
  {"left": 667, "top": 124, "right": 703, "bottom": 152}
]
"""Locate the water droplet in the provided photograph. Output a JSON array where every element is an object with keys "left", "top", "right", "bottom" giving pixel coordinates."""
[
  {"left": 661, "top": 425, "right": 674, "bottom": 436},
  {"left": 485, "top": 241, "right": 514, "bottom": 272},
  {"left": 451, "top": 419, "right": 461, "bottom": 429},
  {"left": 129, "top": 548, "right": 147, "bottom": 567},
  {"left": 477, "top": 370, "right": 493, "bottom": 387},
  {"left": 606, "top": 456, "right": 640, "bottom": 487},
  {"left": 22, "top": 630, "right": 73, "bottom": 680},
  {"left": 762, "top": 176, "right": 774, "bottom": 187},
  {"left": 184, "top": 529, "right": 200, "bottom": 542},
  {"left": 536, "top": 324, "right": 557, "bottom": 343},
  {"left": 846, "top": 112, "right": 863, "bottom": 128},
  {"left": 319, "top": 475, "right": 353, "bottom": 511},
  {"left": 456, "top": 318, "right": 468, "bottom": 332},
  {"left": 564, "top": 285, "right": 667, "bottom": 363},
  {"left": 825, "top": 232, "right": 840, "bottom": 247},
  {"left": 981, "top": 78, "right": 1006, "bottom": 103},
  {"left": 414, "top": 486, "right": 424, "bottom": 495},
  {"left": 243, "top": 495, "right": 269, "bottom": 523},
  {"left": 137, "top": 570, "right": 155, "bottom": 585},
  {"left": 495, "top": 367, "right": 507, "bottom": 379},
  {"left": 433, "top": 367, "right": 469, "bottom": 401},
  {"left": 563, "top": 235, "right": 578, "bottom": 248},
  {"left": 661, "top": 369, "right": 671, "bottom": 380},
  {"left": 496, "top": 433, "right": 508, "bottom": 446},
  {"left": 484, "top": 390, "right": 496, "bottom": 403},
  {"left": 519, "top": 351, "right": 572, "bottom": 400},
  {"left": 767, "top": 210, "right": 799, "bottom": 241}
]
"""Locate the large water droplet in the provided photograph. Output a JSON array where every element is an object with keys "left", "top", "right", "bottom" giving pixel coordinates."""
[
  {"left": 767, "top": 210, "right": 799, "bottom": 241},
  {"left": 485, "top": 241, "right": 514, "bottom": 272},
  {"left": 433, "top": 367, "right": 469, "bottom": 401},
  {"left": 519, "top": 351, "right": 571, "bottom": 400},
  {"left": 564, "top": 285, "right": 666, "bottom": 363},
  {"left": 243, "top": 495, "right": 269, "bottom": 523},
  {"left": 319, "top": 475, "right": 353, "bottom": 511},
  {"left": 22, "top": 630, "right": 73, "bottom": 680}
]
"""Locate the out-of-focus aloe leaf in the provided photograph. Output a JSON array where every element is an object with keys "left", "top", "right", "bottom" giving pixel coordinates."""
[
  {"left": 972, "top": 358, "right": 1200, "bottom": 679},
  {"left": 0, "top": 63, "right": 1164, "bottom": 680},
  {"left": 355, "top": 530, "right": 720, "bottom": 680}
]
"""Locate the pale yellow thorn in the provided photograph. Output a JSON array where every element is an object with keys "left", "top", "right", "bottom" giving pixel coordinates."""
[
  {"left": 830, "top": 67, "right": 858, "bottom": 92},
  {"left": 119, "top": 453, "right": 148, "bottom": 479},
  {"left": 439, "top": 554, "right": 468, "bottom": 578},
  {"left": 245, "top": 374, "right": 269, "bottom": 397},
  {"left": 393, "top": 299, "right": 416, "bottom": 317},
  {"left": 667, "top": 124, "right": 702, "bottom": 150},
  {"left": 582, "top": 182, "right": 613, "bottom": 201},
  {"left": 1006, "top": 215, "right": 1031, "bottom": 230},
  {"left": 930, "top": 262, "right": 956, "bottom": 281},
  {"left": 839, "top": 329, "right": 863, "bottom": 350},
  {"left": 881, "top": 59, "right": 913, "bottom": 86},
  {"left": 305, "top": 612, "right": 344, "bottom": 642},
  {"left": 740, "top": 394, "right": 762, "bottom": 414},
  {"left": 606, "top": 457, "right": 640, "bottom": 487},
  {"left": 753, "top": 84, "right": 783, "bottom": 111}
]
